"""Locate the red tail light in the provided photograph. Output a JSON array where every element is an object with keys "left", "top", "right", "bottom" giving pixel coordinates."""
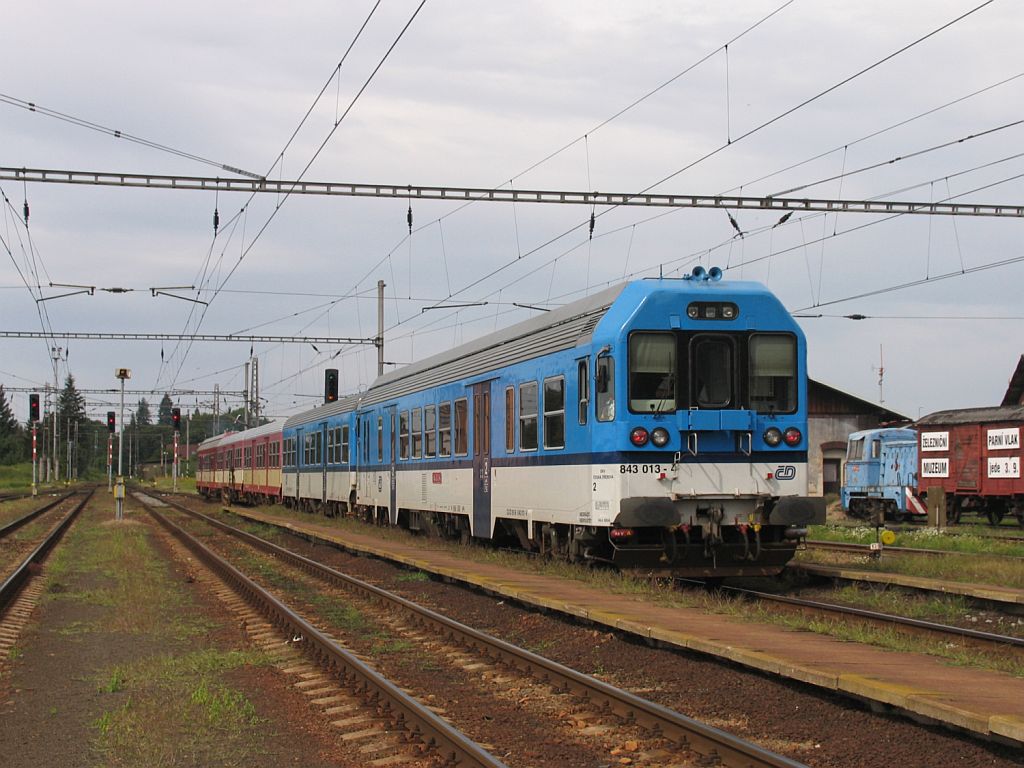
[
  {"left": 630, "top": 427, "right": 649, "bottom": 447},
  {"left": 609, "top": 528, "right": 634, "bottom": 540},
  {"left": 783, "top": 427, "right": 802, "bottom": 446}
]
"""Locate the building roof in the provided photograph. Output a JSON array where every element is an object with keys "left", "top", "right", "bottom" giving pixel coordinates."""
[
  {"left": 807, "top": 379, "right": 911, "bottom": 423},
  {"left": 1001, "top": 354, "right": 1024, "bottom": 406},
  {"left": 917, "top": 404, "right": 1024, "bottom": 426}
]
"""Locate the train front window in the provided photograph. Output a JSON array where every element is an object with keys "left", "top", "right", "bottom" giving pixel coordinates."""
[
  {"left": 691, "top": 335, "right": 733, "bottom": 408},
  {"left": 629, "top": 332, "right": 676, "bottom": 413},
  {"left": 748, "top": 334, "right": 796, "bottom": 413},
  {"left": 847, "top": 438, "right": 864, "bottom": 461}
]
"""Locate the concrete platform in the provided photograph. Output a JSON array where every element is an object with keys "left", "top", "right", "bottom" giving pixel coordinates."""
[{"left": 224, "top": 505, "right": 1024, "bottom": 747}]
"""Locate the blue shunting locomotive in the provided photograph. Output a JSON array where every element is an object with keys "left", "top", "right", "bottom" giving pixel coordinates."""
[
  {"left": 841, "top": 427, "right": 925, "bottom": 522},
  {"left": 281, "top": 269, "right": 824, "bottom": 576}
]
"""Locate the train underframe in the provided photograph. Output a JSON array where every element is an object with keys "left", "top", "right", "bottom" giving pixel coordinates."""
[
  {"left": 206, "top": 485, "right": 810, "bottom": 575},
  {"left": 945, "top": 493, "right": 1024, "bottom": 527}
]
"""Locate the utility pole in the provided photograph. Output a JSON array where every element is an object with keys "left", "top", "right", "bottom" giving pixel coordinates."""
[
  {"left": 243, "top": 361, "right": 250, "bottom": 429},
  {"left": 249, "top": 356, "right": 260, "bottom": 426},
  {"left": 377, "top": 279, "right": 385, "bottom": 377},
  {"left": 50, "top": 346, "right": 63, "bottom": 482},
  {"left": 114, "top": 367, "right": 130, "bottom": 520},
  {"left": 214, "top": 384, "right": 220, "bottom": 434}
]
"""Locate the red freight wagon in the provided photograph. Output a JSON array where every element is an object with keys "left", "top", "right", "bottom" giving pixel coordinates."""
[{"left": 916, "top": 405, "right": 1024, "bottom": 525}]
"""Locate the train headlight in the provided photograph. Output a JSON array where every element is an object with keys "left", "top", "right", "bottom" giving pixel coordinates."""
[
  {"left": 650, "top": 427, "right": 670, "bottom": 447},
  {"left": 763, "top": 427, "right": 783, "bottom": 446},
  {"left": 783, "top": 427, "right": 803, "bottom": 447},
  {"left": 630, "top": 427, "right": 650, "bottom": 447}
]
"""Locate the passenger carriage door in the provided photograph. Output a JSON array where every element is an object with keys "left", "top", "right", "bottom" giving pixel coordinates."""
[
  {"left": 294, "top": 428, "right": 303, "bottom": 502},
  {"left": 320, "top": 422, "right": 328, "bottom": 505},
  {"left": 387, "top": 406, "right": 398, "bottom": 525},
  {"left": 471, "top": 382, "right": 492, "bottom": 538}
]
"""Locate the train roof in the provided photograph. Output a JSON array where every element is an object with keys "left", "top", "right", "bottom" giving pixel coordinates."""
[
  {"left": 847, "top": 427, "right": 916, "bottom": 442},
  {"left": 282, "top": 276, "right": 788, "bottom": 423},
  {"left": 916, "top": 404, "right": 1024, "bottom": 426},
  {"left": 199, "top": 419, "right": 285, "bottom": 449},
  {"left": 360, "top": 277, "right": 787, "bottom": 407},
  {"left": 197, "top": 430, "right": 235, "bottom": 451},
  {"left": 283, "top": 393, "right": 361, "bottom": 430},
  {"left": 360, "top": 282, "right": 628, "bottom": 406}
]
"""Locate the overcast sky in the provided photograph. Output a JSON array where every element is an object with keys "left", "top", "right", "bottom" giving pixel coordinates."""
[{"left": 2, "top": 0, "right": 1022, "bottom": 425}]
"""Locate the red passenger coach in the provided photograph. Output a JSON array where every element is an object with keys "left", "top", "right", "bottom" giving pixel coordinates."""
[
  {"left": 916, "top": 405, "right": 1024, "bottom": 525},
  {"left": 196, "top": 420, "right": 284, "bottom": 505}
]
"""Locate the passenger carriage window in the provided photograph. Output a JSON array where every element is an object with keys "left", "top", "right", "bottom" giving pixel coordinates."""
[
  {"left": 505, "top": 387, "right": 515, "bottom": 452},
  {"left": 691, "top": 335, "right": 733, "bottom": 409},
  {"left": 377, "top": 416, "right": 384, "bottom": 462},
  {"left": 544, "top": 377, "right": 565, "bottom": 449},
  {"left": 412, "top": 408, "right": 422, "bottom": 458},
  {"left": 748, "top": 334, "right": 797, "bottom": 413},
  {"left": 519, "top": 381, "right": 538, "bottom": 451},
  {"left": 596, "top": 356, "right": 615, "bottom": 422},
  {"left": 629, "top": 333, "right": 676, "bottom": 413},
  {"left": 577, "top": 359, "right": 589, "bottom": 425},
  {"left": 326, "top": 429, "right": 335, "bottom": 464},
  {"left": 341, "top": 425, "right": 350, "bottom": 464},
  {"left": 438, "top": 402, "right": 452, "bottom": 457},
  {"left": 454, "top": 398, "right": 468, "bottom": 455},
  {"left": 399, "top": 411, "right": 409, "bottom": 459},
  {"left": 424, "top": 406, "right": 436, "bottom": 458}
]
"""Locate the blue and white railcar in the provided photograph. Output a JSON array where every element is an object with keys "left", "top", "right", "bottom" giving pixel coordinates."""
[
  {"left": 296, "top": 271, "right": 821, "bottom": 576},
  {"left": 282, "top": 395, "right": 360, "bottom": 514}
]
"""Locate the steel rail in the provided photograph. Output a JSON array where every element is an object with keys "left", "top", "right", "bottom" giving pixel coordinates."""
[
  {"left": 143, "top": 503, "right": 507, "bottom": 768},
  {"left": 0, "top": 489, "right": 92, "bottom": 614},
  {"left": 806, "top": 539, "right": 1024, "bottom": 560},
  {"left": 704, "top": 582, "right": 1024, "bottom": 660},
  {"left": 154, "top": 495, "right": 807, "bottom": 768},
  {"left": 0, "top": 492, "right": 76, "bottom": 540}
]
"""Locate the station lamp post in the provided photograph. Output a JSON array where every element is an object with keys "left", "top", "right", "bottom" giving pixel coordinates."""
[{"left": 114, "top": 367, "right": 131, "bottom": 520}]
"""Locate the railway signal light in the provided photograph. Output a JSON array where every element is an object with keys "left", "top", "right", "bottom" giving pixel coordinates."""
[
  {"left": 325, "top": 368, "right": 339, "bottom": 403},
  {"left": 29, "top": 393, "right": 40, "bottom": 422},
  {"left": 107, "top": 411, "right": 116, "bottom": 433},
  {"left": 172, "top": 407, "right": 181, "bottom": 431}
]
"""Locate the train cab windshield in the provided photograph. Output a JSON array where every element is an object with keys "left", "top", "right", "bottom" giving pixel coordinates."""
[{"left": 628, "top": 331, "right": 797, "bottom": 414}]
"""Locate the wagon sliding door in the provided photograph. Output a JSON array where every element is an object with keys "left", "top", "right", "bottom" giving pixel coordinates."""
[{"left": 472, "top": 382, "right": 492, "bottom": 538}]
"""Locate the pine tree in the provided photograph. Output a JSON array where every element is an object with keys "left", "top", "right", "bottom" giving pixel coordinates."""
[
  {"left": 158, "top": 393, "right": 174, "bottom": 426},
  {"left": 56, "top": 374, "right": 88, "bottom": 477},
  {"left": 0, "top": 385, "right": 25, "bottom": 464},
  {"left": 135, "top": 398, "right": 152, "bottom": 426}
]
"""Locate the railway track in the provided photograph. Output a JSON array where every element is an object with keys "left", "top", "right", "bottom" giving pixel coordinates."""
[
  {"left": 0, "top": 492, "right": 76, "bottom": 541},
  {"left": 805, "top": 539, "right": 1024, "bottom": 560},
  {"left": 0, "top": 489, "right": 92, "bottom": 659},
  {"left": 683, "top": 580, "right": 1024, "bottom": 663},
  {"left": 145, "top": 492, "right": 808, "bottom": 768}
]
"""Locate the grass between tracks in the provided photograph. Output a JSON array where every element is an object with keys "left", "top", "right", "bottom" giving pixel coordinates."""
[
  {"left": 208, "top": 499, "right": 1024, "bottom": 677},
  {"left": 43, "top": 502, "right": 277, "bottom": 766},
  {"left": 808, "top": 522, "right": 1024, "bottom": 557}
]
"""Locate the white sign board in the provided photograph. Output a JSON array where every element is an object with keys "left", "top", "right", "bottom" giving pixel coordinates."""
[
  {"left": 988, "top": 456, "right": 1021, "bottom": 479},
  {"left": 920, "top": 431, "right": 949, "bottom": 452},
  {"left": 987, "top": 427, "right": 1020, "bottom": 451},
  {"left": 921, "top": 458, "right": 949, "bottom": 478}
]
